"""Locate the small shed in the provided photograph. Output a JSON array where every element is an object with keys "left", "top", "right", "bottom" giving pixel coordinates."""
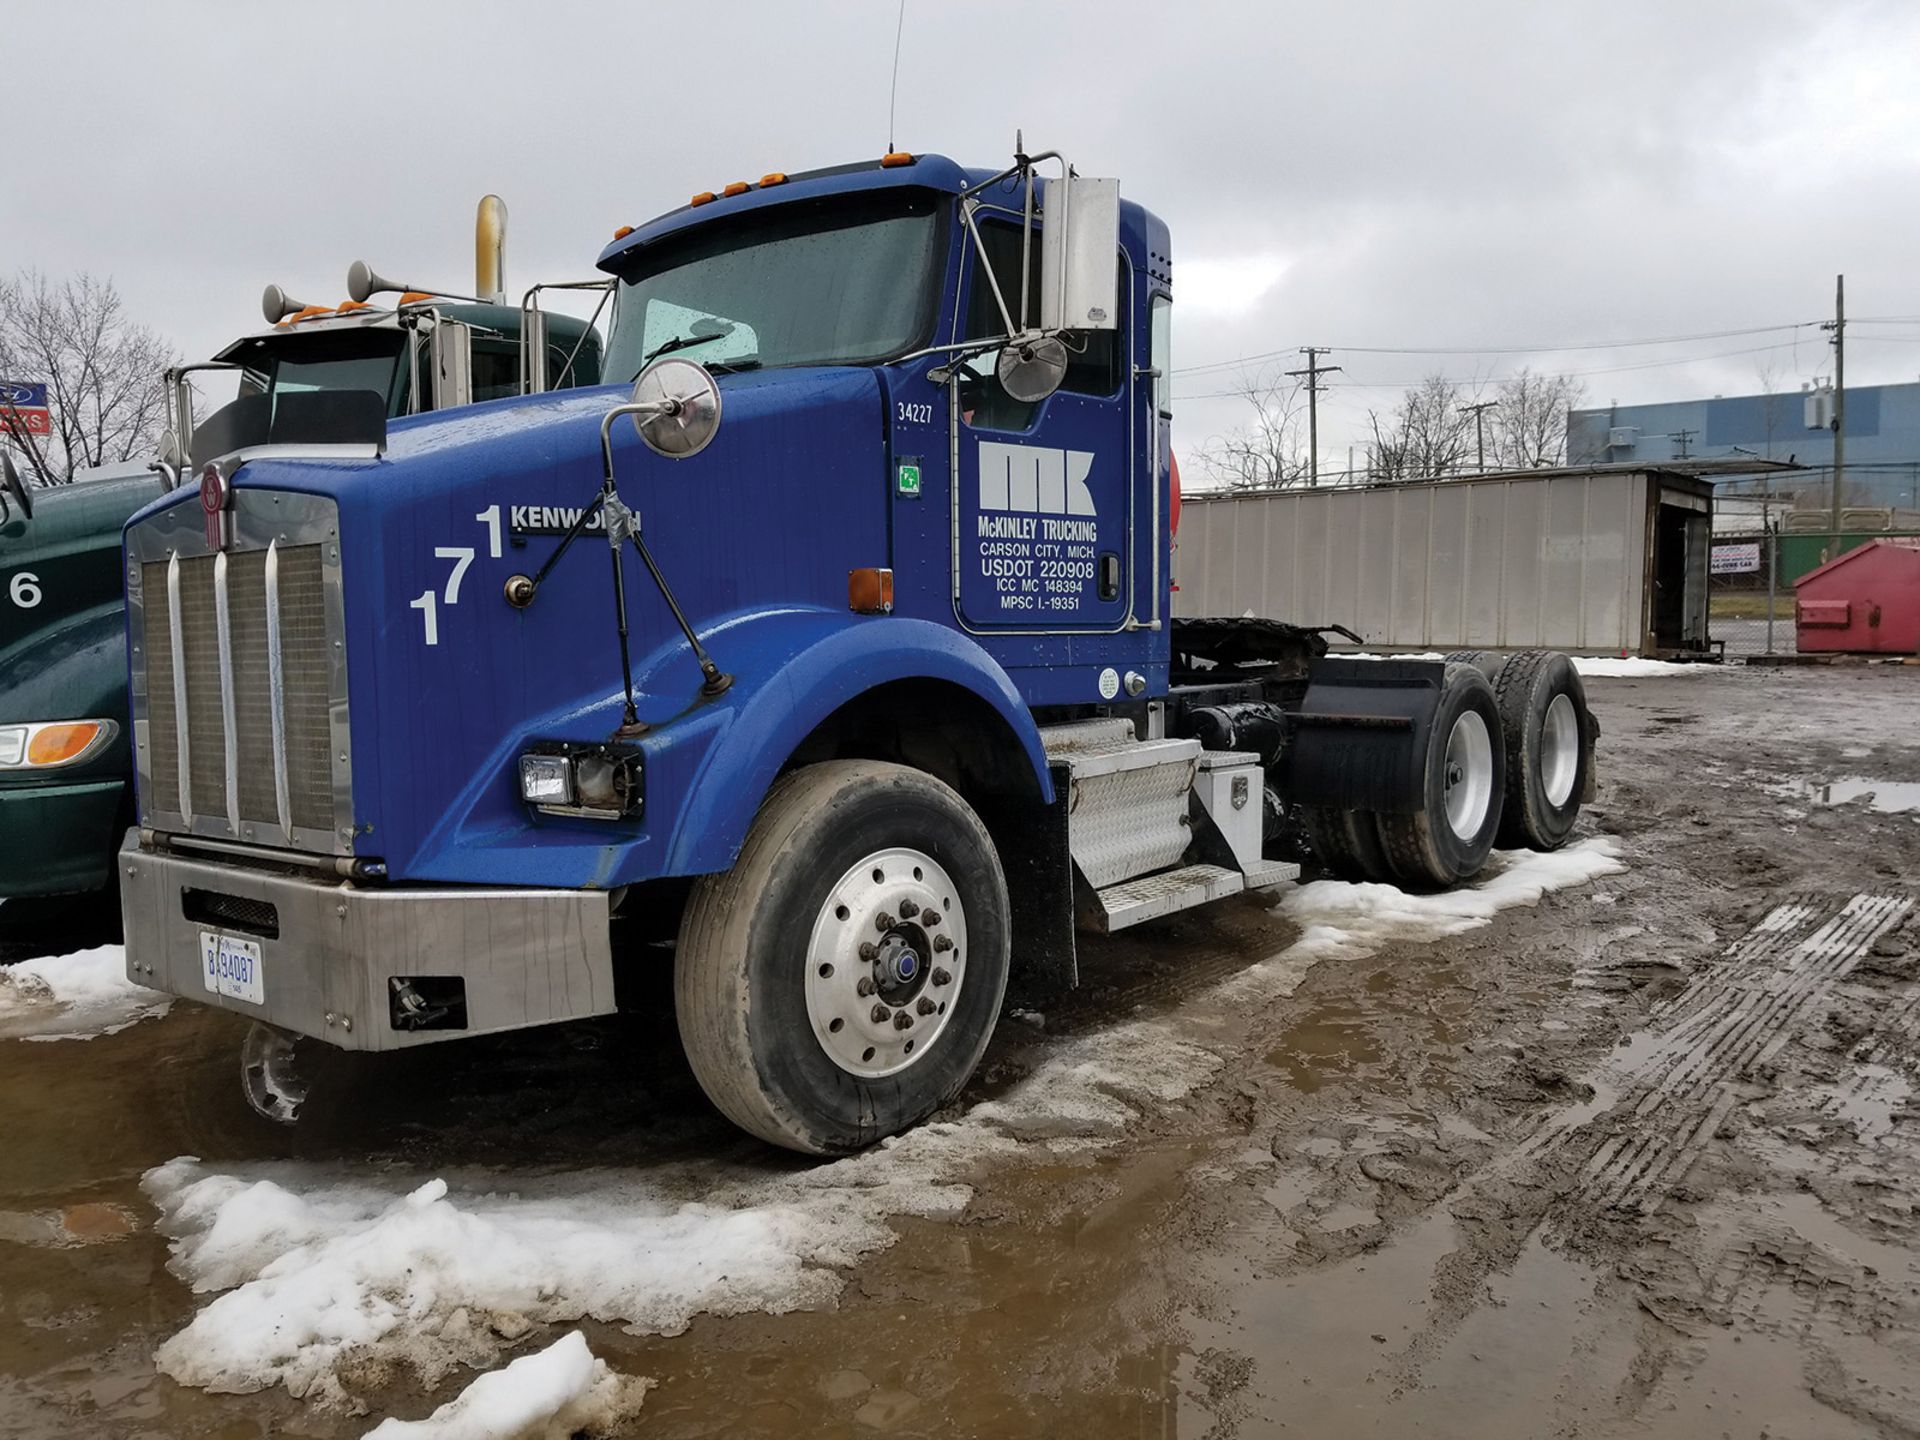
[{"left": 1795, "top": 539, "right": 1920, "bottom": 654}]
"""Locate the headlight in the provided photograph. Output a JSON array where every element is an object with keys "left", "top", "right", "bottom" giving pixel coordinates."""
[
  {"left": 517, "top": 742, "right": 643, "bottom": 820},
  {"left": 0, "top": 719, "right": 116, "bottom": 770},
  {"left": 518, "top": 754, "right": 574, "bottom": 806}
]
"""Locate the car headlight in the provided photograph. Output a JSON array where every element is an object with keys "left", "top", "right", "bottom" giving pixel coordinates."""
[
  {"left": 517, "top": 742, "right": 643, "bottom": 820},
  {"left": 0, "top": 719, "right": 116, "bottom": 770}
]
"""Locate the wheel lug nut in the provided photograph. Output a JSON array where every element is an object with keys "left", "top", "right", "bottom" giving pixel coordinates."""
[
  {"left": 921, "top": 907, "right": 940, "bottom": 925},
  {"left": 894, "top": 1011, "right": 914, "bottom": 1030},
  {"left": 871, "top": 1004, "right": 891, "bottom": 1024},
  {"left": 917, "top": 997, "right": 936, "bottom": 1016},
  {"left": 875, "top": 912, "right": 895, "bottom": 931},
  {"left": 857, "top": 976, "right": 876, "bottom": 996},
  {"left": 898, "top": 896, "right": 918, "bottom": 917},
  {"left": 932, "top": 968, "right": 951, "bottom": 986},
  {"left": 858, "top": 941, "right": 878, "bottom": 961},
  {"left": 933, "top": 934, "right": 953, "bottom": 952}
]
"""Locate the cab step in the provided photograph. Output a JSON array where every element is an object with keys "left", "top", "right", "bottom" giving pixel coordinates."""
[{"left": 1083, "top": 857, "right": 1301, "bottom": 934}]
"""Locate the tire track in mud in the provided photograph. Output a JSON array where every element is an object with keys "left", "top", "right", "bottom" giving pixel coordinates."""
[
  {"left": 1517, "top": 891, "right": 1914, "bottom": 1214},
  {"left": 1369, "top": 891, "right": 1918, "bottom": 1405}
]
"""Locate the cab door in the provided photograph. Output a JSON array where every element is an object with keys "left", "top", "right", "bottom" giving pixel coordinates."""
[{"left": 954, "top": 220, "right": 1132, "bottom": 632}]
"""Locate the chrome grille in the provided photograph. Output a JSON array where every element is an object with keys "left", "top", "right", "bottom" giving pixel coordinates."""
[{"left": 129, "top": 490, "right": 351, "bottom": 855}]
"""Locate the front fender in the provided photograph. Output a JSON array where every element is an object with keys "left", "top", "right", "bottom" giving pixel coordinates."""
[{"left": 658, "top": 609, "right": 1051, "bottom": 875}]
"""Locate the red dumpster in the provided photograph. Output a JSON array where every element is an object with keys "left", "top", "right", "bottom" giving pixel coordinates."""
[{"left": 1794, "top": 538, "right": 1920, "bottom": 654}]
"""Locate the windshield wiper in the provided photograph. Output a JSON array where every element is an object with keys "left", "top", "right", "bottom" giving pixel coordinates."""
[{"left": 631, "top": 330, "right": 727, "bottom": 380}]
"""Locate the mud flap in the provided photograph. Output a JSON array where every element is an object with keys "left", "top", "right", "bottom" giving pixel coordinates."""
[
  {"left": 1278, "top": 657, "right": 1445, "bottom": 814},
  {"left": 1582, "top": 710, "right": 1602, "bottom": 803},
  {"left": 984, "top": 763, "right": 1077, "bottom": 999}
]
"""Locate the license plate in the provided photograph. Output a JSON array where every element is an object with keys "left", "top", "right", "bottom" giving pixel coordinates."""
[{"left": 199, "top": 931, "right": 265, "bottom": 1006}]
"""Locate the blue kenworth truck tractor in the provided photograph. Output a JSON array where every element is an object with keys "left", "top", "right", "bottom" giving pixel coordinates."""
[{"left": 118, "top": 146, "right": 1597, "bottom": 1152}]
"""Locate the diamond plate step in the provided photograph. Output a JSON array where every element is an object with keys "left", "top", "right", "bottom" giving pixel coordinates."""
[{"left": 1085, "top": 863, "right": 1245, "bottom": 933}]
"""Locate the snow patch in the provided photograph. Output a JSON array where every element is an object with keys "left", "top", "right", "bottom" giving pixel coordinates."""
[
  {"left": 1570, "top": 657, "right": 1712, "bottom": 678},
  {"left": 142, "top": 1019, "right": 1220, "bottom": 1405},
  {"left": 1264, "top": 838, "right": 1625, "bottom": 971},
  {"left": 1337, "top": 651, "right": 1709, "bottom": 678},
  {"left": 362, "top": 1332, "right": 648, "bottom": 1440},
  {"left": 0, "top": 944, "right": 171, "bottom": 1041}
]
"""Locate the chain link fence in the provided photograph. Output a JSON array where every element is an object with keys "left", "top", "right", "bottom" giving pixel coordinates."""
[{"left": 1710, "top": 527, "right": 1920, "bottom": 658}]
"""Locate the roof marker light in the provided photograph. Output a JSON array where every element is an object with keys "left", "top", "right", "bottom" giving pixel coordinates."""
[
  {"left": 613, "top": 224, "right": 635, "bottom": 240},
  {"left": 759, "top": 172, "right": 787, "bottom": 186},
  {"left": 880, "top": 151, "right": 915, "bottom": 168},
  {"left": 722, "top": 181, "right": 750, "bottom": 197},
  {"left": 690, "top": 191, "right": 716, "bottom": 206},
  {"left": 398, "top": 291, "right": 434, "bottom": 305}
]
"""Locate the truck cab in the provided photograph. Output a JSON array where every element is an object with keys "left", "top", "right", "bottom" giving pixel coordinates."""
[
  {"left": 2, "top": 277, "right": 602, "bottom": 929},
  {"left": 119, "top": 148, "right": 1596, "bottom": 1152}
]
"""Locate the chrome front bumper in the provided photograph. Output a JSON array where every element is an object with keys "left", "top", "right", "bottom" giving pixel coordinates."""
[{"left": 118, "top": 837, "right": 616, "bottom": 1052}]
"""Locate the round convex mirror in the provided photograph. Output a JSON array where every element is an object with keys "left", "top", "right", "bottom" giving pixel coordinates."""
[
  {"left": 997, "top": 336, "right": 1069, "bottom": 405},
  {"left": 631, "top": 358, "right": 723, "bottom": 459}
]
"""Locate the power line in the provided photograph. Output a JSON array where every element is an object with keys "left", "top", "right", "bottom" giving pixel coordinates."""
[
  {"left": 1170, "top": 337, "right": 1856, "bottom": 403},
  {"left": 1171, "top": 321, "right": 1821, "bottom": 378}
]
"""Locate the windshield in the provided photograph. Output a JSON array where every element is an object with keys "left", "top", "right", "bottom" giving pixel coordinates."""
[
  {"left": 603, "top": 188, "right": 944, "bottom": 383},
  {"left": 231, "top": 330, "right": 410, "bottom": 417}
]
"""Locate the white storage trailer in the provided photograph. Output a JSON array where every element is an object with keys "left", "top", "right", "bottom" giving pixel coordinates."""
[{"left": 1173, "top": 464, "right": 1721, "bottom": 659}]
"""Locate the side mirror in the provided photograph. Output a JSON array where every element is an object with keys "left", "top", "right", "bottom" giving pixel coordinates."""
[
  {"left": 156, "top": 428, "right": 185, "bottom": 480},
  {"left": 430, "top": 318, "right": 474, "bottom": 410},
  {"left": 630, "top": 359, "right": 721, "bottom": 459},
  {"left": 169, "top": 370, "right": 196, "bottom": 459},
  {"left": 1039, "top": 175, "right": 1120, "bottom": 333},
  {"left": 520, "top": 305, "right": 549, "bottom": 395},
  {"left": 997, "top": 336, "right": 1069, "bottom": 404},
  {"left": 1, "top": 449, "right": 30, "bottom": 521}
]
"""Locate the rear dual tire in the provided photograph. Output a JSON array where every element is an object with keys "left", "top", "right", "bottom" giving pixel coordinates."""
[
  {"left": 1308, "top": 663, "right": 1507, "bottom": 889},
  {"left": 1492, "top": 649, "right": 1591, "bottom": 852}
]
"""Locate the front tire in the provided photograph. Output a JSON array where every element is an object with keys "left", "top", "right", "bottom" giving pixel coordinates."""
[{"left": 674, "top": 760, "right": 1011, "bottom": 1154}]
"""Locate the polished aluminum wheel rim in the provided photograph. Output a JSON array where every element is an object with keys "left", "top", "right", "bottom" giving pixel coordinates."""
[
  {"left": 1442, "top": 710, "right": 1495, "bottom": 840},
  {"left": 1541, "top": 691, "right": 1580, "bottom": 808},
  {"left": 804, "top": 846, "right": 967, "bottom": 1079}
]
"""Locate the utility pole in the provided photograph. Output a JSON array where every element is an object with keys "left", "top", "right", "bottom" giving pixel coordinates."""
[
  {"left": 1826, "top": 273, "right": 1846, "bottom": 533},
  {"left": 1671, "top": 428, "right": 1697, "bottom": 460},
  {"left": 1286, "top": 347, "right": 1340, "bottom": 486},
  {"left": 1462, "top": 400, "right": 1498, "bottom": 472}
]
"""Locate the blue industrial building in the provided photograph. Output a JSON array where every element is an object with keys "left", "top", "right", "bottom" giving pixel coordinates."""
[{"left": 1568, "top": 382, "right": 1920, "bottom": 509}]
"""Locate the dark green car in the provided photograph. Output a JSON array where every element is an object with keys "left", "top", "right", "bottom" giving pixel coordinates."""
[{"left": 0, "top": 299, "right": 601, "bottom": 937}]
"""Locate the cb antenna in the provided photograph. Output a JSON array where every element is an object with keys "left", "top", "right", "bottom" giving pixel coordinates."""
[{"left": 887, "top": 0, "right": 906, "bottom": 153}]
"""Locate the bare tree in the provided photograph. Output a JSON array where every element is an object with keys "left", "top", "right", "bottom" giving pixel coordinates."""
[
  {"left": 1192, "top": 364, "right": 1310, "bottom": 492},
  {"left": 1366, "top": 373, "right": 1478, "bottom": 482},
  {"left": 0, "top": 271, "right": 178, "bottom": 484},
  {"left": 1489, "top": 368, "right": 1585, "bottom": 470}
]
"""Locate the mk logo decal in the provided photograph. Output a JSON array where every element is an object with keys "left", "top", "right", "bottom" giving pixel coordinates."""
[{"left": 977, "top": 441, "right": 1097, "bottom": 517}]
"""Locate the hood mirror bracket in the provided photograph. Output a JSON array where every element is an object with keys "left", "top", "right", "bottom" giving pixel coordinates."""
[{"left": 501, "top": 361, "right": 733, "bottom": 727}]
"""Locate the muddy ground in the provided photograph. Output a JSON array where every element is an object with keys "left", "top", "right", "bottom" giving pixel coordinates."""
[{"left": 3, "top": 665, "right": 1919, "bottom": 1439}]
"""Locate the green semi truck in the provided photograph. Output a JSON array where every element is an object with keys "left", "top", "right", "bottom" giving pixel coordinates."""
[{"left": 1, "top": 201, "right": 604, "bottom": 940}]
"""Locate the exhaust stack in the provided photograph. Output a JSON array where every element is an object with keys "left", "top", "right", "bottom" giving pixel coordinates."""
[{"left": 475, "top": 195, "right": 508, "bottom": 305}]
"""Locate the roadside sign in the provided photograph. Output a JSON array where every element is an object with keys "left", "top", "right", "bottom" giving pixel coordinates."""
[
  {"left": 0, "top": 381, "right": 51, "bottom": 438},
  {"left": 1711, "top": 542, "right": 1762, "bottom": 575}
]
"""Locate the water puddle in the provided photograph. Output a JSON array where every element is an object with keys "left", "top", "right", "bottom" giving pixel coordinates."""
[{"left": 1769, "top": 775, "right": 1920, "bottom": 814}]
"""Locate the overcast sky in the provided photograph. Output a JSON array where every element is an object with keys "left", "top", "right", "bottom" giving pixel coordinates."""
[{"left": 9, "top": 0, "right": 1920, "bottom": 476}]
